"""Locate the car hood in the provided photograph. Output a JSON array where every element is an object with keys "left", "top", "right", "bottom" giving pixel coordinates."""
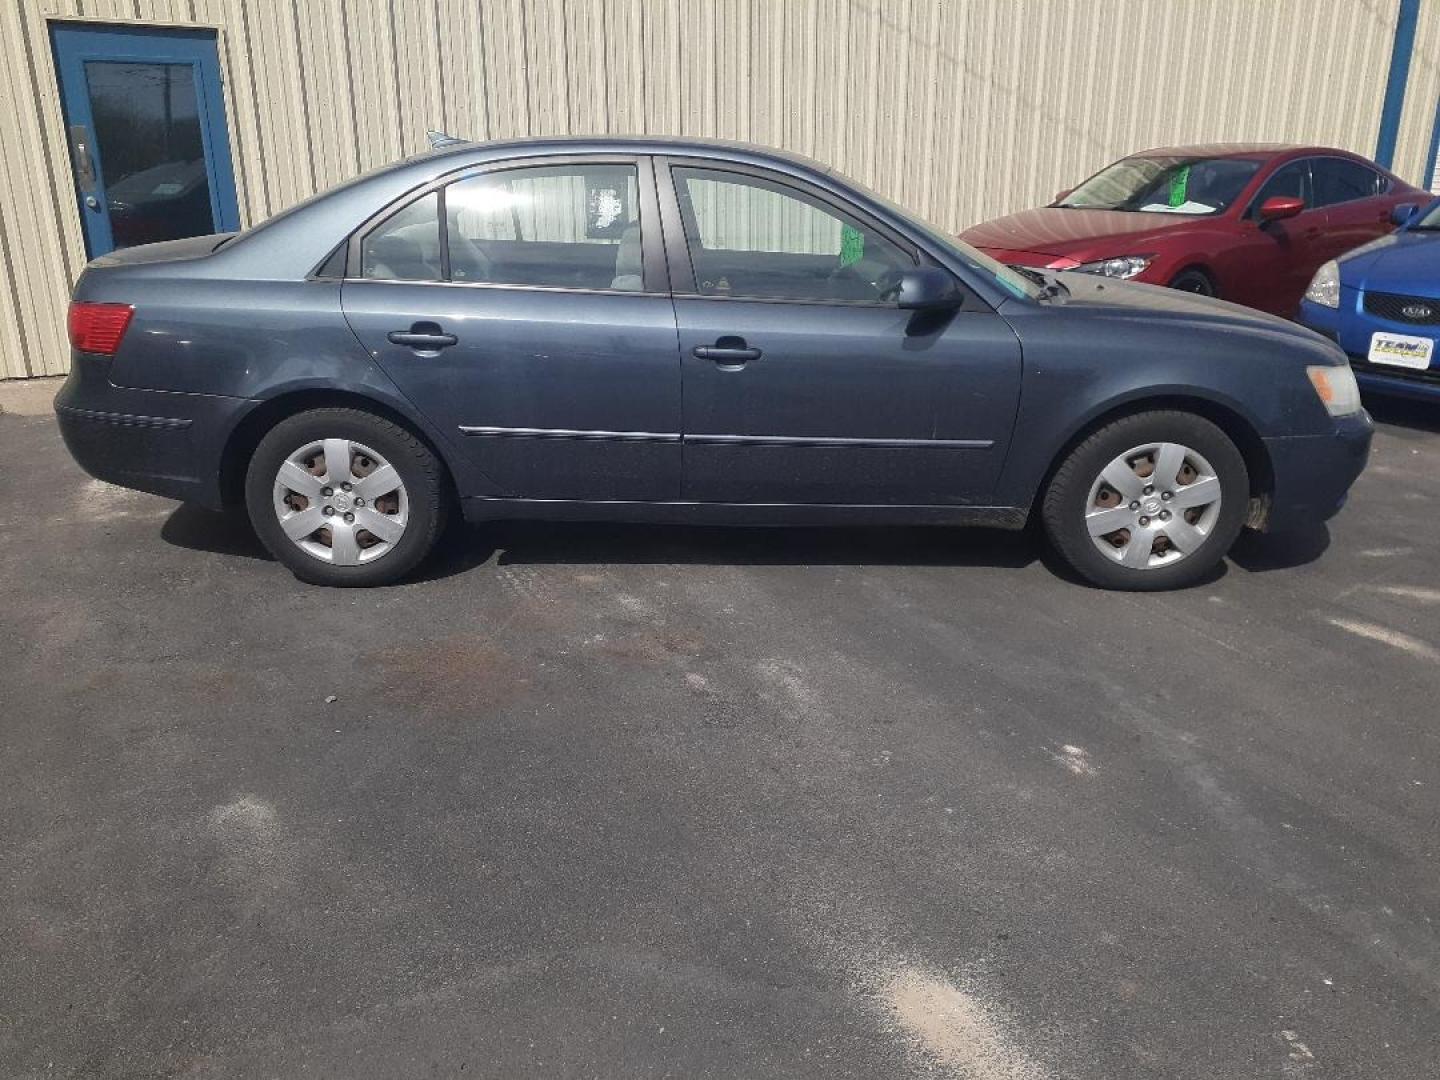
[
  {"left": 1337, "top": 230, "right": 1440, "bottom": 296},
  {"left": 960, "top": 206, "right": 1198, "bottom": 260},
  {"left": 1045, "top": 271, "right": 1336, "bottom": 348}
]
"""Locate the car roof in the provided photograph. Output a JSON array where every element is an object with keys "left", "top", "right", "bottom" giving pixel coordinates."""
[{"left": 418, "top": 134, "right": 834, "bottom": 172}]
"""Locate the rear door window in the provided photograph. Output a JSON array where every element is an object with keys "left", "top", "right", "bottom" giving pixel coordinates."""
[
  {"left": 444, "top": 163, "right": 643, "bottom": 291},
  {"left": 360, "top": 192, "right": 441, "bottom": 281},
  {"left": 1312, "top": 158, "right": 1386, "bottom": 207}
]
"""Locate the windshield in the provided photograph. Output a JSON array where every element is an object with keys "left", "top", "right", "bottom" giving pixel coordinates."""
[
  {"left": 1410, "top": 200, "right": 1440, "bottom": 230},
  {"left": 1060, "top": 156, "right": 1262, "bottom": 216},
  {"left": 832, "top": 169, "right": 1045, "bottom": 300}
]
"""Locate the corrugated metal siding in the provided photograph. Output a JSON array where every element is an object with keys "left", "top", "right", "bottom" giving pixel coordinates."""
[{"left": 3, "top": 0, "right": 1437, "bottom": 380}]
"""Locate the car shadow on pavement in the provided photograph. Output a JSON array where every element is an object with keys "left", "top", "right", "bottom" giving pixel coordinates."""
[
  {"left": 161, "top": 504, "right": 270, "bottom": 560},
  {"left": 1227, "top": 523, "right": 1331, "bottom": 572},
  {"left": 166, "top": 506, "right": 1315, "bottom": 582},
  {"left": 1364, "top": 395, "right": 1440, "bottom": 434},
  {"left": 159, "top": 503, "right": 500, "bottom": 584},
  {"left": 483, "top": 521, "right": 1042, "bottom": 570}
]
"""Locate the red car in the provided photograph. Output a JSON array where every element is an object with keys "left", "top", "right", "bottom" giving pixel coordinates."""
[{"left": 960, "top": 144, "right": 1424, "bottom": 316}]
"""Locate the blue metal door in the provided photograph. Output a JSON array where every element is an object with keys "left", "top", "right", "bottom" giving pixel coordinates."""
[{"left": 50, "top": 23, "right": 239, "bottom": 258}]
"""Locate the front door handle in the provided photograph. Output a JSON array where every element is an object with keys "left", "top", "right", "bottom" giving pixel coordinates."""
[
  {"left": 693, "top": 337, "right": 761, "bottom": 365},
  {"left": 388, "top": 322, "right": 457, "bottom": 351}
]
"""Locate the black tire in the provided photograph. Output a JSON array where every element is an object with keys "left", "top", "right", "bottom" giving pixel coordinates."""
[
  {"left": 1169, "top": 268, "right": 1216, "bottom": 297},
  {"left": 1041, "top": 410, "right": 1249, "bottom": 591},
  {"left": 244, "top": 407, "right": 448, "bottom": 587}
]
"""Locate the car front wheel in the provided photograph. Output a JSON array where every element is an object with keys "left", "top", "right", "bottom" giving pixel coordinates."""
[
  {"left": 1041, "top": 411, "right": 1249, "bottom": 591},
  {"left": 245, "top": 407, "right": 447, "bottom": 587},
  {"left": 1169, "top": 268, "right": 1216, "bottom": 297}
]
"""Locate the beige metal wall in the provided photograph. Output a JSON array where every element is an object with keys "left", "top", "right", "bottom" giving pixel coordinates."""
[{"left": 2, "top": 0, "right": 1437, "bottom": 380}]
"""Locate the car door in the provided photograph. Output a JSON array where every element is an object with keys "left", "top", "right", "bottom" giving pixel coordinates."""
[
  {"left": 341, "top": 156, "right": 681, "bottom": 502},
  {"left": 656, "top": 159, "right": 1022, "bottom": 506},
  {"left": 1223, "top": 158, "right": 1329, "bottom": 315},
  {"left": 1311, "top": 156, "right": 1395, "bottom": 260}
]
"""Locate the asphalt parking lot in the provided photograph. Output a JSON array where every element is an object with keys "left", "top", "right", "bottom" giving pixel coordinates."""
[{"left": 2, "top": 398, "right": 1438, "bottom": 1079}]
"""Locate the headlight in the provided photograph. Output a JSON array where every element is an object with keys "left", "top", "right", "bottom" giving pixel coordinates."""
[
  {"left": 1304, "top": 260, "right": 1341, "bottom": 308},
  {"left": 1307, "top": 363, "right": 1362, "bottom": 416},
  {"left": 1072, "top": 255, "right": 1153, "bottom": 280}
]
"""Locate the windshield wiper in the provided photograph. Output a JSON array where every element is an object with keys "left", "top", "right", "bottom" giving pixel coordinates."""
[
  {"left": 1008, "top": 264, "right": 1070, "bottom": 300},
  {"left": 1039, "top": 272, "right": 1071, "bottom": 299}
]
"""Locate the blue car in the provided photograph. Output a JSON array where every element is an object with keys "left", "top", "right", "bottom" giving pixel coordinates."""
[
  {"left": 1300, "top": 198, "right": 1440, "bottom": 402},
  {"left": 56, "top": 136, "right": 1371, "bottom": 591}
]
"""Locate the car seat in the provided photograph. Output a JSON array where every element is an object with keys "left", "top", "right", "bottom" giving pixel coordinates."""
[{"left": 610, "top": 222, "right": 643, "bottom": 291}]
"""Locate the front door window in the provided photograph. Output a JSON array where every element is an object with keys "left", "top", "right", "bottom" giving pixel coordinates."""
[{"left": 671, "top": 166, "right": 915, "bottom": 303}]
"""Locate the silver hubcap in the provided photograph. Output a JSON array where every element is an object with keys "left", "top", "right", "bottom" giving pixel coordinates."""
[
  {"left": 272, "top": 438, "right": 408, "bottom": 565},
  {"left": 1085, "top": 441, "right": 1223, "bottom": 570}
]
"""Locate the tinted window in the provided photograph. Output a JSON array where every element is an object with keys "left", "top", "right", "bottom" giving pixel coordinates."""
[
  {"left": 361, "top": 192, "right": 441, "bottom": 280},
  {"left": 672, "top": 166, "right": 915, "bottom": 302},
  {"left": 1313, "top": 158, "right": 1385, "bottom": 206},
  {"left": 1249, "top": 161, "right": 1311, "bottom": 215},
  {"left": 445, "top": 164, "right": 642, "bottom": 291}
]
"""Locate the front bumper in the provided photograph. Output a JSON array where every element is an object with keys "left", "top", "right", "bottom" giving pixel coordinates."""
[
  {"left": 1261, "top": 410, "right": 1373, "bottom": 527},
  {"left": 54, "top": 352, "right": 252, "bottom": 509},
  {"left": 1299, "top": 297, "right": 1440, "bottom": 402}
]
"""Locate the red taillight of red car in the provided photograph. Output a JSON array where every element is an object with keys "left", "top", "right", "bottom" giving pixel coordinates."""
[{"left": 67, "top": 301, "right": 134, "bottom": 355}]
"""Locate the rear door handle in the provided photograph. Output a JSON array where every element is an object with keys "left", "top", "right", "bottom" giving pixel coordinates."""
[
  {"left": 693, "top": 337, "right": 761, "bottom": 365},
  {"left": 388, "top": 324, "right": 457, "bottom": 350},
  {"left": 693, "top": 346, "right": 761, "bottom": 362}
]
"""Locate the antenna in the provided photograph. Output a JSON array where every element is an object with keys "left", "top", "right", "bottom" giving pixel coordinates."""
[{"left": 426, "top": 129, "right": 467, "bottom": 149}]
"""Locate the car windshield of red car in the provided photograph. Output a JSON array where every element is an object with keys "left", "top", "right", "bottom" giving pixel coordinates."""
[{"left": 1058, "top": 156, "right": 1262, "bottom": 216}]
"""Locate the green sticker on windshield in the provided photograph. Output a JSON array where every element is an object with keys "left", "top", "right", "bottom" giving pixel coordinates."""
[
  {"left": 1168, "top": 165, "right": 1190, "bottom": 208},
  {"left": 840, "top": 224, "right": 865, "bottom": 266}
]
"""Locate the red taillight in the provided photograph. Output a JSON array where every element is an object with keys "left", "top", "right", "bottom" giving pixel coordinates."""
[{"left": 68, "top": 302, "right": 134, "bottom": 355}]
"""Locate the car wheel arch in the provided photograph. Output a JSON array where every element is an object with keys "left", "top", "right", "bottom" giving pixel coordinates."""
[
  {"left": 1169, "top": 264, "right": 1219, "bottom": 296},
  {"left": 1028, "top": 393, "right": 1274, "bottom": 517},
  {"left": 218, "top": 389, "right": 462, "bottom": 508}
]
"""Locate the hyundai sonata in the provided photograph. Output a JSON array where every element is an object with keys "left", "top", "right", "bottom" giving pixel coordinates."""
[{"left": 57, "top": 137, "right": 1371, "bottom": 589}]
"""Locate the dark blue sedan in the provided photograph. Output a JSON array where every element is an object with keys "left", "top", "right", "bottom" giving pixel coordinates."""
[
  {"left": 1300, "top": 198, "right": 1440, "bottom": 403},
  {"left": 57, "top": 137, "right": 1371, "bottom": 590}
]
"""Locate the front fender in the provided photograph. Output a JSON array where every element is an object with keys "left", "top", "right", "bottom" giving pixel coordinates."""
[{"left": 992, "top": 300, "right": 1335, "bottom": 507}]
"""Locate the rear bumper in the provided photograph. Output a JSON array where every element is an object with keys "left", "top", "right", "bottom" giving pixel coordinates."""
[
  {"left": 1260, "top": 410, "right": 1373, "bottom": 527},
  {"left": 54, "top": 353, "right": 252, "bottom": 509}
]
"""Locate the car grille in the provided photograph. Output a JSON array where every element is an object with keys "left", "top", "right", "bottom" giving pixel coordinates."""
[{"left": 1362, "top": 291, "right": 1440, "bottom": 325}]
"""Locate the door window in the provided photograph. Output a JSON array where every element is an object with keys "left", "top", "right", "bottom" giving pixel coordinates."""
[
  {"left": 1312, "top": 158, "right": 1386, "bottom": 206},
  {"left": 671, "top": 167, "right": 915, "bottom": 302},
  {"left": 1248, "top": 160, "right": 1311, "bottom": 217},
  {"left": 445, "top": 164, "right": 643, "bottom": 290},
  {"left": 360, "top": 193, "right": 441, "bottom": 281}
]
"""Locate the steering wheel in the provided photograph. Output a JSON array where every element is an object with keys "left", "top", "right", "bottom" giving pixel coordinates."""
[
  {"left": 827, "top": 262, "right": 907, "bottom": 302},
  {"left": 872, "top": 267, "right": 906, "bottom": 302}
]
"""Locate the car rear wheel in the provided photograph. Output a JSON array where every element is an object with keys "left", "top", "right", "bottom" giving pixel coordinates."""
[
  {"left": 1041, "top": 411, "right": 1249, "bottom": 591},
  {"left": 245, "top": 408, "right": 447, "bottom": 587},
  {"left": 1169, "top": 268, "right": 1216, "bottom": 297}
]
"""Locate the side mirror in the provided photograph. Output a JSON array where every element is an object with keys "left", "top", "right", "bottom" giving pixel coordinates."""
[
  {"left": 1053, "top": 188, "right": 1073, "bottom": 204},
  {"left": 1391, "top": 202, "right": 1419, "bottom": 227},
  {"left": 897, "top": 267, "right": 962, "bottom": 310},
  {"left": 1258, "top": 195, "right": 1304, "bottom": 223}
]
